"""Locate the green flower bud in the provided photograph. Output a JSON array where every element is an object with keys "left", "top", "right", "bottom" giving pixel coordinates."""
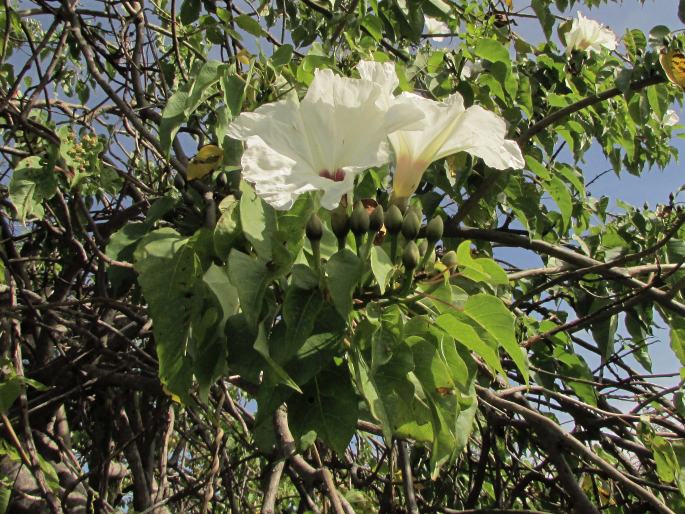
[
  {"left": 402, "top": 241, "right": 420, "bottom": 270},
  {"left": 385, "top": 204, "right": 403, "bottom": 235},
  {"left": 401, "top": 210, "right": 420, "bottom": 240},
  {"left": 369, "top": 205, "right": 384, "bottom": 233},
  {"left": 350, "top": 202, "right": 370, "bottom": 235},
  {"left": 306, "top": 214, "right": 323, "bottom": 242},
  {"left": 442, "top": 250, "right": 458, "bottom": 269},
  {"left": 425, "top": 216, "right": 444, "bottom": 244},
  {"left": 418, "top": 239, "right": 428, "bottom": 256},
  {"left": 331, "top": 208, "right": 350, "bottom": 240}
]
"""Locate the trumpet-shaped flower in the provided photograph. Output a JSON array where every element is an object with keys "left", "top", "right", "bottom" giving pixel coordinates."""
[
  {"left": 388, "top": 93, "right": 525, "bottom": 201},
  {"left": 227, "top": 62, "right": 423, "bottom": 210},
  {"left": 425, "top": 16, "right": 450, "bottom": 42},
  {"left": 564, "top": 12, "right": 617, "bottom": 56}
]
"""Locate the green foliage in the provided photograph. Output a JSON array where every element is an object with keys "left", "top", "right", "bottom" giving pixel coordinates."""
[
  {"left": 4, "top": 0, "right": 685, "bottom": 512},
  {"left": 8, "top": 156, "right": 57, "bottom": 223}
]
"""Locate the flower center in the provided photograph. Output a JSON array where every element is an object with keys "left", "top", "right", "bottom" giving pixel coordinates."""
[{"left": 319, "top": 169, "right": 346, "bottom": 182}]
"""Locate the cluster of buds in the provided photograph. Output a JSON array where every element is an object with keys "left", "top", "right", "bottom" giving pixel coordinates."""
[
  {"left": 65, "top": 132, "right": 102, "bottom": 181},
  {"left": 306, "top": 200, "right": 452, "bottom": 296}
]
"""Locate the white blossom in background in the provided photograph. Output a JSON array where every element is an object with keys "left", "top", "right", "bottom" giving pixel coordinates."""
[
  {"left": 425, "top": 16, "right": 450, "bottom": 42},
  {"left": 460, "top": 60, "right": 485, "bottom": 80},
  {"left": 564, "top": 12, "right": 617, "bottom": 56},
  {"left": 388, "top": 93, "right": 525, "bottom": 202},
  {"left": 227, "top": 62, "right": 424, "bottom": 210},
  {"left": 662, "top": 109, "right": 680, "bottom": 127}
]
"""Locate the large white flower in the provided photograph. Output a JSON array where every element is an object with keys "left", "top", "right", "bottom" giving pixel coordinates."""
[
  {"left": 460, "top": 60, "right": 485, "bottom": 80},
  {"left": 388, "top": 93, "right": 525, "bottom": 201},
  {"left": 425, "top": 16, "right": 450, "bottom": 42},
  {"left": 227, "top": 62, "right": 423, "bottom": 210},
  {"left": 564, "top": 12, "right": 617, "bottom": 56}
]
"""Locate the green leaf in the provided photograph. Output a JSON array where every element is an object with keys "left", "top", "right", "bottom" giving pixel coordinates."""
[
  {"left": 289, "top": 365, "right": 359, "bottom": 454},
  {"left": 589, "top": 297, "right": 618, "bottom": 361},
  {"left": 186, "top": 61, "right": 225, "bottom": 115},
  {"left": 435, "top": 313, "right": 505, "bottom": 377},
  {"left": 203, "top": 263, "right": 239, "bottom": 324},
  {"left": 474, "top": 39, "right": 509, "bottom": 64},
  {"left": 543, "top": 176, "right": 573, "bottom": 232},
  {"left": 239, "top": 181, "right": 277, "bottom": 260},
  {"left": 648, "top": 25, "right": 670, "bottom": 46},
  {"left": 271, "top": 44, "right": 293, "bottom": 67},
  {"left": 454, "top": 240, "right": 507, "bottom": 286},
  {"left": 0, "top": 481, "right": 10, "bottom": 514},
  {"left": 283, "top": 286, "right": 324, "bottom": 349},
  {"left": 228, "top": 249, "right": 271, "bottom": 327},
  {"left": 234, "top": 14, "right": 265, "bottom": 37},
  {"left": 624, "top": 29, "right": 646, "bottom": 61},
  {"left": 370, "top": 246, "right": 394, "bottom": 294},
  {"left": 361, "top": 15, "right": 384, "bottom": 41},
  {"left": 531, "top": 0, "right": 554, "bottom": 39},
  {"left": 653, "top": 436, "right": 678, "bottom": 483},
  {"left": 670, "top": 316, "right": 685, "bottom": 367},
  {"left": 0, "top": 377, "right": 20, "bottom": 415},
  {"left": 159, "top": 90, "right": 189, "bottom": 157},
  {"left": 225, "top": 314, "right": 262, "bottom": 382},
  {"left": 9, "top": 156, "right": 58, "bottom": 223},
  {"left": 405, "top": 321, "right": 477, "bottom": 477},
  {"left": 107, "top": 222, "right": 150, "bottom": 263},
  {"left": 135, "top": 230, "right": 198, "bottom": 401},
  {"left": 180, "top": 0, "right": 201, "bottom": 24},
  {"left": 352, "top": 326, "right": 429, "bottom": 444},
  {"left": 326, "top": 249, "right": 363, "bottom": 318},
  {"left": 554, "top": 351, "right": 598, "bottom": 406},
  {"left": 277, "top": 194, "right": 315, "bottom": 254},
  {"left": 214, "top": 196, "right": 242, "bottom": 258},
  {"left": 464, "top": 294, "right": 528, "bottom": 383},
  {"left": 254, "top": 323, "right": 302, "bottom": 393},
  {"left": 221, "top": 73, "right": 247, "bottom": 118}
]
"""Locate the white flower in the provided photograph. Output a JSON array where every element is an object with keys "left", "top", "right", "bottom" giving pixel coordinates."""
[
  {"left": 227, "top": 62, "right": 423, "bottom": 210},
  {"left": 662, "top": 109, "right": 680, "bottom": 127},
  {"left": 564, "top": 12, "right": 617, "bottom": 56},
  {"left": 388, "top": 93, "right": 525, "bottom": 201},
  {"left": 460, "top": 60, "right": 485, "bottom": 80},
  {"left": 425, "top": 16, "right": 450, "bottom": 42}
]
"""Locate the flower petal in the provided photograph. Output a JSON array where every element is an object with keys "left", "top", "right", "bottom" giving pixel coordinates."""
[
  {"left": 435, "top": 105, "right": 523, "bottom": 169},
  {"left": 227, "top": 98, "right": 320, "bottom": 170},
  {"left": 565, "top": 12, "right": 616, "bottom": 56},
  {"left": 389, "top": 92, "right": 466, "bottom": 164},
  {"left": 238, "top": 136, "right": 322, "bottom": 210},
  {"left": 425, "top": 16, "right": 449, "bottom": 42},
  {"left": 356, "top": 60, "right": 399, "bottom": 96}
]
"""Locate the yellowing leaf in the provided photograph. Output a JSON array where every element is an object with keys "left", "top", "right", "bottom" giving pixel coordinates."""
[{"left": 660, "top": 47, "right": 685, "bottom": 90}]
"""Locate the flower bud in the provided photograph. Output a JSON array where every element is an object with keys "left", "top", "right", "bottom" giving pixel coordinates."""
[
  {"left": 442, "top": 250, "right": 458, "bottom": 269},
  {"left": 306, "top": 214, "right": 323, "bottom": 242},
  {"left": 401, "top": 210, "right": 420, "bottom": 240},
  {"left": 331, "top": 209, "right": 350, "bottom": 240},
  {"left": 350, "top": 202, "right": 370, "bottom": 235},
  {"left": 402, "top": 241, "right": 420, "bottom": 270},
  {"left": 425, "top": 216, "right": 444, "bottom": 244},
  {"left": 418, "top": 239, "right": 428, "bottom": 256},
  {"left": 369, "top": 205, "right": 384, "bottom": 233},
  {"left": 385, "top": 205, "right": 403, "bottom": 235}
]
